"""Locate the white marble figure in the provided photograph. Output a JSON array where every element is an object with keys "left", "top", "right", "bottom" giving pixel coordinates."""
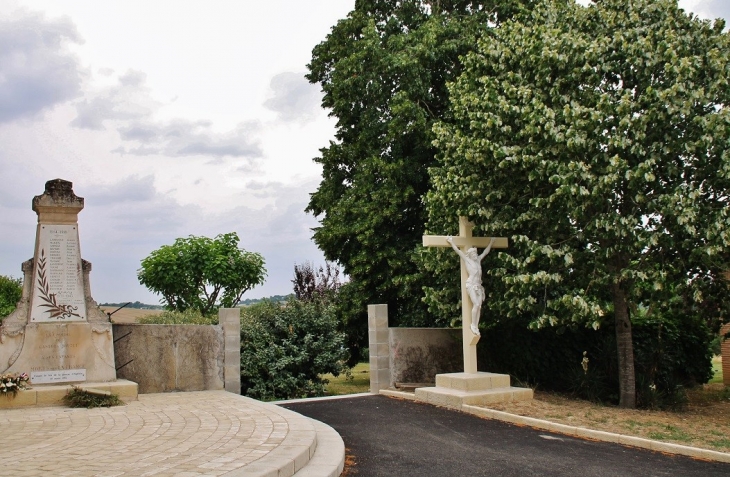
[{"left": 446, "top": 236, "right": 496, "bottom": 336}]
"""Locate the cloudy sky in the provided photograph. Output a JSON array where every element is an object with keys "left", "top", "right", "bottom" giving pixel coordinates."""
[{"left": 0, "top": 1, "right": 727, "bottom": 305}]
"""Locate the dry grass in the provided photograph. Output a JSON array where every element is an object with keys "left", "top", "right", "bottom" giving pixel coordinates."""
[
  {"left": 100, "top": 307, "right": 163, "bottom": 323},
  {"left": 483, "top": 377, "right": 730, "bottom": 453}
]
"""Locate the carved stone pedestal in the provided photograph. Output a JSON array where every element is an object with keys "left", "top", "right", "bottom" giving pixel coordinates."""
[{"left": 415, "top": 372, "right": 533, "bottom": 411}]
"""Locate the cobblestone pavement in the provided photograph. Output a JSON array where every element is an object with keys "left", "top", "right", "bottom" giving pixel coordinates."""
[{"left": 0, "top": 391, "right": 314, "bottom": 477}]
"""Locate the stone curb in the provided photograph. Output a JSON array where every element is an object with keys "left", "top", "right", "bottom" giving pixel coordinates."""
[
  {"left": 228, "top": 401, "right": 318, "bottom": 477},
  {"left": 292, "top": 419, "right": 346, "bottom": 477},
  {"left": 378, "top": 390, "right": 730, "bottom": 464},
  {"left": 271, "top": 392, "right": 372, "bottom": 405}
]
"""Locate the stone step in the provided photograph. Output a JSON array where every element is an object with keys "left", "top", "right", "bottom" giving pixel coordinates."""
[
  {"left": 414, "top": 371, "right": 533, "bottom": 411},
  {"left": 435, "top": 372, "right": 511, "bottom": 391},
  {"left": 0, "top": 379, "right": 138, "bottom": 409},
  {"left": 415, "top": 385, "right": 534, "bottom": 411},
  {"left": 292, "top": 419, "right": 346, "bottom": 477}
]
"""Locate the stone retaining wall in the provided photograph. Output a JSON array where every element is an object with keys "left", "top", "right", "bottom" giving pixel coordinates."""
[
  {"left": 368, "top": 304, "right": 461, "bottom": 392},
  {"left": 113, "top": 308, "right": 240, "bottom": 394}
]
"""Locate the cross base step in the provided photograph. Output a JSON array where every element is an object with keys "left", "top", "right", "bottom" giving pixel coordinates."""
[{"left": 414, "top": 372, "right": 532, "bottom": 411}]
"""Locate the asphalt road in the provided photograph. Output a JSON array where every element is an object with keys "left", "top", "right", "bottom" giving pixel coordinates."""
[{"left": 282, "top": 395, "right": 730, "bottom": 477}]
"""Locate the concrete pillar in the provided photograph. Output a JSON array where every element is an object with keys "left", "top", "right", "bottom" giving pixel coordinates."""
[
  {"left": 219, "top": 308, "right": 241, "bottom": 394},
  {"left": 368, "top": 304, "right": 390, "bottom": 393},
  {"left": 722, "top": 323, "right": 730, "bottom": 386}
]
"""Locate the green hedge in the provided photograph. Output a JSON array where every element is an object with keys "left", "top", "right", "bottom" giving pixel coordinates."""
[
  {"left": 477, "top": 313, "right": 713, "bottom": 409},
  {"left": 240, "top": 299, "right": 349, "bottom": 401}
]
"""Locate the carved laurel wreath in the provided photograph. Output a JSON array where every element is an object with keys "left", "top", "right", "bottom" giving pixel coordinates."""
[{"left": 36, "top": 249, "right": 81, "bottom": 319}]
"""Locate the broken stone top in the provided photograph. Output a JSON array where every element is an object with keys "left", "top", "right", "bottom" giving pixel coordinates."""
[{"left": 32, "top": 179, "right": 84, "bottom": 224}]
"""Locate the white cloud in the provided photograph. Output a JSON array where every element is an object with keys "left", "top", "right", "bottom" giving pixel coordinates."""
[
  {"left": 70, "top": 69, "right": 155, "bottom": 130},
  {"left": 263, "top": 72, "right": 322, "bottom": 123},
  {"left": 114, "top": 119, "right": 263, "bottom": 160},
  {"left": 72, "top": 69, "right": 263, "bottom": 160},
  {"left": 694, "top": 0, "right": 730, "bottom": 22},
  {"left": 0, "top": 11, "right": 83, "bottom": 123}
]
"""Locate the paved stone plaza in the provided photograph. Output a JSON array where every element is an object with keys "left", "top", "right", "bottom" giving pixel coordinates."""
[{"left": 0, "top": 390, "right": 343, "bottom": 477}]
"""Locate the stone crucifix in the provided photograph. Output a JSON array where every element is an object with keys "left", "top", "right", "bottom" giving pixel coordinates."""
[{"left": 423, "top": 217, "right": 508, "bottom": 374}]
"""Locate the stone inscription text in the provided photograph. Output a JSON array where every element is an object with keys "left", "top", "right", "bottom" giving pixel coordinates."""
[{"left": 30, "top": 225, "right": 86, "bottom": 322}]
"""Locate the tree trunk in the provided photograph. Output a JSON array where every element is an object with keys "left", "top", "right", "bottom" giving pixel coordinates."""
[{"left": 612, "top": 280, "right": 636, "bottom": 408}]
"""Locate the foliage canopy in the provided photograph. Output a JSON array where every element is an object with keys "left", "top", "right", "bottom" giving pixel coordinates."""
[
  {"left": 0, "top": 275, "right": 22, "bottom": 318},
  {"left": 426, "top": 0, "right": 730, "bottom": 407},
  {"left": 239, "top": 299, "right": 349, "bottom": 401},
  {"left": 307, "top": 0, "right": 536, "bottom": 359},
  {"left": 137, "top": 233, "right": 266, "bottom": 316}
]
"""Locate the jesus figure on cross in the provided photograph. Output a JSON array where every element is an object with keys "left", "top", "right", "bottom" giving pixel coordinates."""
[{"left": 446, "top": 236, "right": 495, "bottom": 336}]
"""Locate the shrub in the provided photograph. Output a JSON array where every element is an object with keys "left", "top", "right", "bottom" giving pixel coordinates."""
[
  {"left": 477, "top": 311, "right": 713, "bottom": 409},
  {"left": 240, "top": 299, "right": 349, "bottom": 401},
  {"left": 138, "top": 308, "right": 218, "bottom": 325},
  {"left": 0, "top": 275, "right": 22, "bottom": 319}
]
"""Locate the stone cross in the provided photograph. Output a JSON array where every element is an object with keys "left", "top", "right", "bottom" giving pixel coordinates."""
[{"left": 422, "top": 217, "right": 508, "bottom": 374}]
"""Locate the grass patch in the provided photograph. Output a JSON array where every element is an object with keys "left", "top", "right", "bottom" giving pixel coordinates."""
[
  {"left": 709, "top": 356, "right": 723, "bottom": 384},
  {"left": 323, "top": 362, "right": 370, "bottom": 396},
  {"left": 709, "top": 438, "right": 730, "bottom": 450},
  {"left": 647, "top": 425, "right": 692, "bottom": 443},
  {"left": 622, "top": 419, "right": 649, "bottom": 430}
]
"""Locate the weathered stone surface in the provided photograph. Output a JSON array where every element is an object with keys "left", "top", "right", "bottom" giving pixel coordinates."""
[
  {"left": 415, "top": 372, "right": 533, "bottom": 411},
  {"left": 1, "top": 323, "right": 115, "bottom": 383},
  {"left": 389, "top": 328, "right": 461, "bottom": 387},
  {"left": 29, "top": 224, "right": 86, "bottom": 322},
  {"left": 113, "top": 324, "right": 224, "bottom": 393},
  {"left": 0, "top": 179, "right": 115, "bottom": 385}
]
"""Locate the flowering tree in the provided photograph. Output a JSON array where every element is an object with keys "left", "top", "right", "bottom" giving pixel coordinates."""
[{"left": 427, "top": 0, "right": 730, "bottom": 407}]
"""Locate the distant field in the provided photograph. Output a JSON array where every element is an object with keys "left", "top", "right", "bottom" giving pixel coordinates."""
[{"left": 100, "top": 307, "right": 163, "bottom": 324}]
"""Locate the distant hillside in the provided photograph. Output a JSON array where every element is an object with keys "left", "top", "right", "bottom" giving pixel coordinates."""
[
  {"left": 101, "top": 295, "right": 293, "bottom": 310},
  {"left": 238, "top": 294, "right": 292, "bottom": 306},
  {"left": 99, "top": 301, "right": 164, "bottom": 310}
]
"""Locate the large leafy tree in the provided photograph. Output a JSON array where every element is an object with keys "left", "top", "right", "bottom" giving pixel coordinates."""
[
  {"left": 138, "top": 233, "right": 266, "bottom": 315},
  {"left": 307, "top": 0, "right": 535, "bottom": 360},
  {"left": 427, "top": 0, "right": 730, "bottom": 408}
]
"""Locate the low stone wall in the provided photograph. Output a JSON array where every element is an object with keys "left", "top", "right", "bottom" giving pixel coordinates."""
[
  {"left": 369, "top": 304, "right": 462, "bottom": 392},
  {"left": 389, "top": 328, "right": 461, "bottom": 385},
  {"left": 112, "top": 309, "right": 240, "bottom": 394}
]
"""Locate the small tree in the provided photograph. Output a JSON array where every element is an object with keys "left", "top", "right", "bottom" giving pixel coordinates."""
[
  {"left": 138, "top": 233, "right": 266, "bottom": 315},
  {"left": 0, "top": 275, "right": 22, "bottom": 318},
  {"left": 292, "top": 261, "right": 342, "bottom": 302}
]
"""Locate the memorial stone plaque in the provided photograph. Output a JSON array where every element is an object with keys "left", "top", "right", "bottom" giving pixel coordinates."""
[
  {"left": 29, "top": 224, "right": 87, "bottom": 322},
  {"left": 0, "top": 179, "right": 117, "bottom": 384}
]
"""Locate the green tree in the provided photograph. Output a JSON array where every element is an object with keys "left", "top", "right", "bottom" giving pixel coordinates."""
[
  {"left": 427, "top": 0, "right": 730, "bottom": 408},
  {"left": 137, "top": 233, "right": 266, "bottom": 316},
  {"left": 307, "top": 0, "right": 534, "bottom": 361},
  {"left": 0, "top": 275, "right": 22, "bottom": 318}
]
